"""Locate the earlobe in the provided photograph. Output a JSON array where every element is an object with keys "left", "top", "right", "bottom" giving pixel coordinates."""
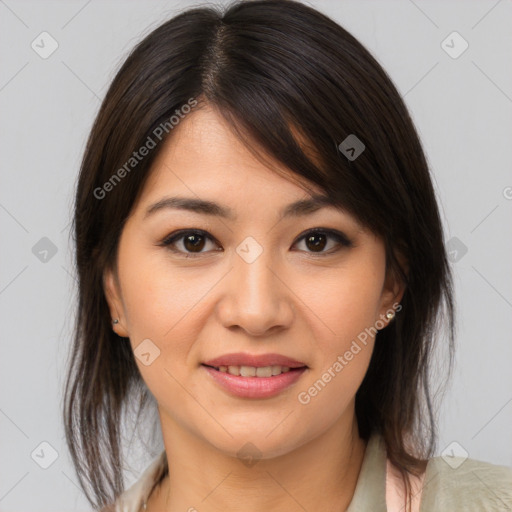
[
  {"left": 103, "top": 268, "right": 129, "bottom": 337},
  {"left": 385, "top": 268, "right": 406, "bottom": 305}
]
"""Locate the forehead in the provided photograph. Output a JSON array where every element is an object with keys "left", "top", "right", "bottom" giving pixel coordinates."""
[{"left": 133, "top": 105, "right": 328, "bottom": 215}]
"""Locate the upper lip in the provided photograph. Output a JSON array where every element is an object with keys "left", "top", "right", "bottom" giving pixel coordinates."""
[{"left": 202, "top": 353, "right": 308, "bottom": 368}]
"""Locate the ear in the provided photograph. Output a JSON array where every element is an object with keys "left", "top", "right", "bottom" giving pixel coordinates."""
[
  {"left": 103, "top": 266, "right": 129, "bottom": 338},
  {"left": 378, "top": 250, "right": 408, "bottom": 325}
]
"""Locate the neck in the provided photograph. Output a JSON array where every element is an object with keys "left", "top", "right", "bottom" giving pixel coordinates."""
[{"left": 148, "top": 406, "right": 367, "bottom": 512}]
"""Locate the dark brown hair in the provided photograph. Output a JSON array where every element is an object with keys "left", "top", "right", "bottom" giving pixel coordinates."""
[{"left": 63, "top": 1, "right": 455, "bottom": 510}]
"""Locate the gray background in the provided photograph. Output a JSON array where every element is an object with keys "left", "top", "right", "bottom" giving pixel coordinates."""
[{"left": 1, "top": 0, "right": 511, "bottom": 510}]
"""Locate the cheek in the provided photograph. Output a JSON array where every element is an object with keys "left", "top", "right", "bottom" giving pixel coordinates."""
[
  {"left": 116, "top": 244, "right": 206, "bottom": 382},
  {"left": 119, "top": 264, "right": 202, "bottom": 411},
  {"left": 294, "top": 259, "right": 384, "bottom": 416},
  {"left": 119, "top": 243, "right": 212, "bottom": 339},
  {"left": 303, "top": 260, "right": 384, "bottom": 355}
]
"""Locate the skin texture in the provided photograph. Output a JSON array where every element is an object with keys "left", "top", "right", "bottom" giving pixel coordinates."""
[{"left": 103, "top": 103, "right": 405, "bottom": 511}]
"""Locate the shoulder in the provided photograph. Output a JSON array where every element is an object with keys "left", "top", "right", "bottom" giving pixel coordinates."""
[
  {"left": 110, "top": 450, "right": 167, "bottom": 512},
  {"left": 420, "top": 454, "right": 512, "bottom": 510}
]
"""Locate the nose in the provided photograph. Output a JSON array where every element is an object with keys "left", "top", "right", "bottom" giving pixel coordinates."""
[{"left": 216, "top": 248, "right": 294, "bottom": 337}]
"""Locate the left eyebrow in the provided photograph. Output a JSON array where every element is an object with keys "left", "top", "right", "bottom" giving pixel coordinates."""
[
  {"left": 280, "top": 194, "right": 340, "bottom": 219},
  {"left": 143, "top": 193, "right": 341, "bottom": 221}
]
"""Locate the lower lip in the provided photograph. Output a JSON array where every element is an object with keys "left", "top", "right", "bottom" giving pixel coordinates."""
[{"left": 201, "top": 365, "right": 308, "bottom": 399}]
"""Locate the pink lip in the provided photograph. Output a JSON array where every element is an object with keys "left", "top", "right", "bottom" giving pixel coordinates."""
[
  {"left": 202, "top": 365, "right": 308, "bottom": 399},
  {"left": 202, "top": 352, "right": 307, "bottom": 368}
]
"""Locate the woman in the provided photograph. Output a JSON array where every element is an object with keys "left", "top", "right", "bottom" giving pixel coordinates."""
[{"left": 63, "top": 1, "right": 512, "bottom": 511}]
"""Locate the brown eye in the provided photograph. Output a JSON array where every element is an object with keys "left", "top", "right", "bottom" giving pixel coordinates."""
[
  {"left": 161, "top": 230, "right": 219, "bottom": 256},
  {"left": 304, "top": 232, "right": 328, "bottom": 252},
  {"left": 182, "top": 233, "right": 206, "bottom": 252},
  {"left": 293, "top": 228, "right": 353, "bottom": 255}
]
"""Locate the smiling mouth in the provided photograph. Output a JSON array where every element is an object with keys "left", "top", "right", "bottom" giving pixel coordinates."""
[{"left": 201, "top": 363, "right": 307, "bottom": 378}]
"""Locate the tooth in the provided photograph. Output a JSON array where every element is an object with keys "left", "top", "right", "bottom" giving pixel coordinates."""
[
  {"left": 256, "top": 366, "right": 273, "bottom": 377},
  {"left": 271, "top": 365, "right": 282, "bottom": 376},
  {"left": 228, "top": 365, "right": 240, "bottom": 376},
  {"left": 240, "top": 365, "right": 256, "bottom": 377},
  {"left": 221, "top": 365, "right": 292, "bottom": 377}
]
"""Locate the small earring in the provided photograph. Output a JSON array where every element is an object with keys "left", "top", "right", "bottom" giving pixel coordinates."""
[
  {"left": 386, "top": 312, "right": 395, "bottom": 320},
  {"left": 112, "top": 319, "right": 119, "bottom": 324}
]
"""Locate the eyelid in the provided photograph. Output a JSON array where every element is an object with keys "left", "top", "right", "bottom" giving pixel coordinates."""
[
  {"left": 294, "top": 227, "right": 354, "bottom": 250},
  {"left": 159, "top": 229, "right": 221, "bottom": 257}
]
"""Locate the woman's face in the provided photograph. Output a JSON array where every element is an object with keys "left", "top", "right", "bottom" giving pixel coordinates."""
[{"left": 104, "top": 104, "right": 404, "bottom": 459}]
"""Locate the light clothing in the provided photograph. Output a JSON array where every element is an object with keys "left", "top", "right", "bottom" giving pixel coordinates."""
[{"left": 113, "top": 433, "right": 512, "bottom": 511}]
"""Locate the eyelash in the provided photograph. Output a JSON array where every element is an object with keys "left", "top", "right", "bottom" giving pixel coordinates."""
[{"left": 159, "top": 228, "right": 353, "bottom": 258}]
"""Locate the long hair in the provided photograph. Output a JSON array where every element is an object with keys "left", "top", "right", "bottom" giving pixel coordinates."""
[{"left": 63, "top": 1, "right": 455, "bottom": 509}]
